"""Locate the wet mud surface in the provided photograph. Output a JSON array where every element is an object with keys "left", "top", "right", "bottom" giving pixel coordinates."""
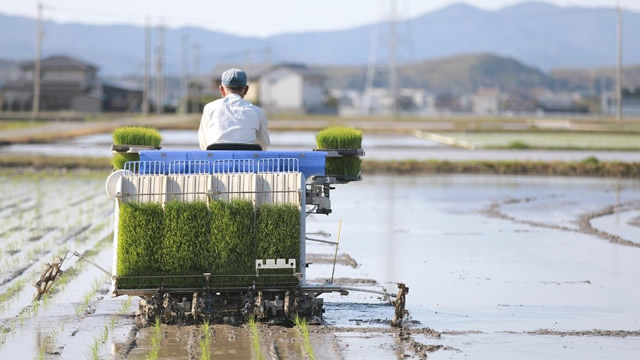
[{"left": 1, "top": 173, "right": 640, "bottom": 359}]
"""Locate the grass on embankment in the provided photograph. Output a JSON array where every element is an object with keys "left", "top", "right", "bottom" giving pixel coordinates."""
[
  {"left": 362, "top": 158, "right": 640, "bottom": 178},
  {"left": 1, "top": 154, "right": 639, "bottom": 178},
  {"left": 446, "top": 132, "right": 640, "bottom": 151}
]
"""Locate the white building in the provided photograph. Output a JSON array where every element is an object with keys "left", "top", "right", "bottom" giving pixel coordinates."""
[
  {"left": 472, "top": 88, "right": 501, "bottom": 115},
  {"left": 259, "top": 64, "right": 327, "bottom": 113}
]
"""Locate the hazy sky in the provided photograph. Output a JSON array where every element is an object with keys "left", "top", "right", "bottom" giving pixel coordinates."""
[{"left": 1, "top": 0, "right": 637, "bottom": 37}]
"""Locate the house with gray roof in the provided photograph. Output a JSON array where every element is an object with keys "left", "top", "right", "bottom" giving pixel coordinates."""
[{"left": 1, "top": 55, "right": 141, "bottom": 112}]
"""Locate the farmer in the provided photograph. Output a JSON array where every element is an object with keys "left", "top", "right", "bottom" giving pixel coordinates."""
[{"left": 198, "top": 68, "right": 270, "bottom": 151}]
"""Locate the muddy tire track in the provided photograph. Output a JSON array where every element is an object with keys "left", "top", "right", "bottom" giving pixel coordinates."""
[
  {"left": 503, "top": 329, "right": 640, "bottom": 337},
  {"left": 483, "top": 197, "right": 578, "bottom": 233},
  {"left": 313, "top": 326, "right": 455, "bottom": 359},
  {"left": 483, "top": 197, "right": 640, "bottom": 248},
  {"left": 306, "top": 254, "right": 358, "bottom": 268},
  {"left": 577, "top": 202, "right": 640, "bottom": 248},
  {"left": 118, "top": 322, "right": 143, "bottom": 359}
]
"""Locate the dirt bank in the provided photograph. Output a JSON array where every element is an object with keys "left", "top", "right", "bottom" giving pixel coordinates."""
[
  {"left": 2, "top": 154, "right": 640, "bottom": 178},
  {"left": 362, "top": 159, "right": 640, "bottom": 178}
]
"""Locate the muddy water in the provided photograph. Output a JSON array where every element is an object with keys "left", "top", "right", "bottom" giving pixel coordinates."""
[
  {"left": 1, "top": 173, "right": 639, "bottom": 359},
  {"left": 303, "top": 175, "right": 640, "bottom": 359}
]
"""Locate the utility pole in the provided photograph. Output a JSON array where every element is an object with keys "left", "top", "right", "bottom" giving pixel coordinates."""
[
  {"left": 32, "top": 3, "right": 43, "bottom": 119},
  {"left": 155, "top": 24, "right": 164, "bottom": 115},
  {"left": 191, "top": 43, "right": 200, "bottom": 113},
  {"left": 265, "top": 46, "right": 273, "bottom": 65},
  {"left": 363, "top": 24, "right": 379, "bottom": 114},
  {"left": 388, "top": 0, "right": 399, "bottom": 117},
  {"left": 243, "top": 49, "right": 251, "bottom": 68},
  {"left": 616, "top": 4, "right": 623, "bottom": 123},
  {"left": 181, "top": 33, "right": 189, "bottom": 115},
  {"left": 142, "top": 16, "right": 150, "bottom": 116}
]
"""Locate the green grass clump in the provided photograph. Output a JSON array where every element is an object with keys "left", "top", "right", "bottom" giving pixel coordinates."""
[
  {"left": 256, "top": 203, "right": 300, "bottom": 280},
  {"left": 316, "top": 126, "right": 362, "bottom": 149},
  {"left": 581, "top": 156, "right": 599, "bottom": 164},
  {"left": 316, "top": 126, "right": 363, "bottom": 176},
  {"left": 118, "top": 202, "right": 164, "bottom": 277},
  {"left": 507, "top": 140, "right": 530, "bottom": 149},
  {"left": 112, "top": 126, "right": 162, "bottom": 147},
  {"left": 162, "top": 201, "right": 211, "bottom": 275},
  {"left": 209, "top": 200, "right": 255, "bottom": 275},
  {"left": 112, "top": 153, "right": 139, "bottom": 170}
]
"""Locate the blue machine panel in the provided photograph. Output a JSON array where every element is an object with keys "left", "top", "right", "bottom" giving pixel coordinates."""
[{"left": 139, "top": 150, "right": 326, "bottom": 177}]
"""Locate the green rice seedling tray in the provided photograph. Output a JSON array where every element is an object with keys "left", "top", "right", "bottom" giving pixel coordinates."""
[
  {"left": 111, "top": 126, "right": 162, "bottom": 170},
  {"left": 117, "top": 200, "right": 302, "bottom": 289},
  {"left": 117, "top": 202, "right": 164, "bottom": 278},
  {"left": 209, "top": 199, "right": 255, "bottom": 276},
  {"left": 256, "top": 203, "right": 300, "bottom": 270},
  {"left": 162, "top": 201, "right": 211, "bottom": 275},
  {"left": 316, "top": 126, "right": 363, "bottom": 176},
  {"left": 112, "top": 126, "right": 163, "bottom": 148},
  {"left": 112, "top": 153, "right": 140, "bottom": 170}
]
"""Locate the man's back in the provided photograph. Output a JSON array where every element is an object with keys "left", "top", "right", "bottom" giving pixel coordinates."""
[{"left": 198, "top": 93, "right": 270, "bottom": 150}]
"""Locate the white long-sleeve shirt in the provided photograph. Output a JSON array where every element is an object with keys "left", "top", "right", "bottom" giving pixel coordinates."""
[{"left": 198, "top": 94, "right": 270, "bottom": 150}]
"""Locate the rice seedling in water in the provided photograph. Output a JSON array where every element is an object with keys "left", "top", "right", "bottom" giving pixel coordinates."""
[
  {"left": 0, "top": 278, "right": 26, "bottom": 309},
  {"left": 199, "top": 321, "right": 211, "bottom": 360},
  {"left": 112, "top": 126, "right": 163, "bottom": 147},
  {"left": 0, "top": 326, "right": 9, "bottom": 345},
  {"left": 88, "top": 326, "right": 109, "bottom": 360},
  {"left": 316, "top": 126, "right": 363, "bottom": 176},
  {"left": 294, "top": 315, "right": 315, "bottom": 360},
  {"left": 247, "top": 316, "right": 264, "bottom": 360},
  {"left": 162, "top": 201, "right": 211, "bottom": 275},
  {"left": 118, "top": 297, "right": 133, "bottom": 315},
  {"left": 75, "top": 276, "right": 106, "bottom": 315},
  {"left": 147, "top": 317, "right": 162, "bottom": 360}
]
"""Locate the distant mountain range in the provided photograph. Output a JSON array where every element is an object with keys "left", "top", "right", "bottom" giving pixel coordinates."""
[{"left": 0, "top": 2, "right": 639, "bottom": 77}]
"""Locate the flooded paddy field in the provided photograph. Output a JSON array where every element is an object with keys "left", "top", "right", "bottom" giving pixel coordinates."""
[
  {"left": 0, "top": 172, "right": 639, "bottom": 359},
  {"left": 3, "top": 130, "right": 640, "bottom": 162}
]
